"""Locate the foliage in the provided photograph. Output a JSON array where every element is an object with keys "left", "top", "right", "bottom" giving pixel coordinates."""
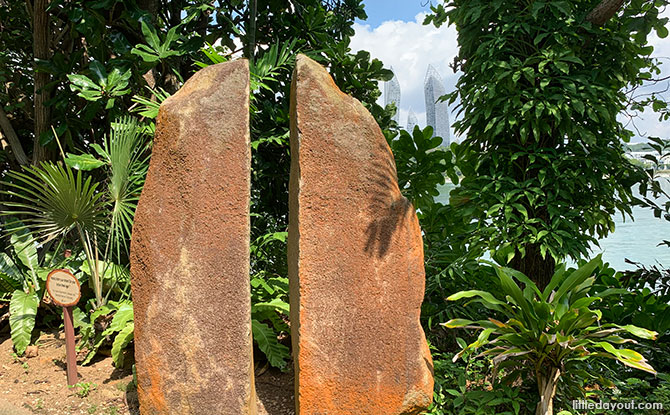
[
  {"left": 74, "top": 299, "right": 134, "bottom": 367},
  {"left": 593, "top": 262, "right": 670, "bottom": 375},
  {"left": 251, "top": 319, "right": 289, "bottom": 370},
  {"left": 249, "top": 231, "right": 290, "bottom": 369},
  {"left": 635, "top": 136, "right": 670, "bottom": 241},
  {"left": 69, "top": 382, "right": 97, "bottom": 398},
  {"left": 390, "top": 126, "right": 456, "bottom": 212},
  {"left": 589, "top": 375, "right": 670, "bottom": 415},
  {"left": 2, "top": 117, "right": 147, "bottom": 308},
  {"left": 1, "top": 223, "right": 77, "bottom": 355},
  {"left": 427, "top": 347, "right": 536, "bottom": 415},
  {"left": 9, "top": 290, "right": 39, "bottom": 356},
  {"left": 444, "top": 257, "right": 657, "bottom": 415},
  {"left": 425, "top": 0, "right": 669, "bottom": 288}
]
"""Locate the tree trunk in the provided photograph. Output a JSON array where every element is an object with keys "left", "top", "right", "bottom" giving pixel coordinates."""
[
  {"left": 0, "top": 106, "right": 29, "bottom": 165},
  {"left": 510, "top": 244, "right": 556, "bottom": 291},
  {"left": 32, "top": 0, "right": 53, "bottom": 164},
  {"left": 247, "top": 0, "right": 257, "bottom": 62},
  {"left": 586, "top": 0, "right": 626, "bottom": 26},
  {"left": 137, "top": 0, "right": 157, "bottom": 17},
  {"left": 536, "top": 367, "right": 561, "bottom": 415}
]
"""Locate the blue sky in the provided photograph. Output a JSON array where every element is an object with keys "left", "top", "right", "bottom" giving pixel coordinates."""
[{"left": 357, "top": 1, "right": 429, "bottom": 27}]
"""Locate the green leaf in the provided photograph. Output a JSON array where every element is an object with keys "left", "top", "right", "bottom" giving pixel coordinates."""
[
  {"left": 251, "top": 319, "right": 289, "bottom": 370},
  {"left": 554, "top": 61, "right": 569, "bottom": 74},
  {"left": 620, "top": 324, "right": 657, "bottom": 340},
  {"left": 67, "top": 74, "right": 100, "bottom": 91},
  {"left": 447, "top": 290, "right": 507, "bottom": 306},
  {"left": 252, "top": 298, "right": 289, "bottom": 315},
  {"left": 494, "top": 267, "right": 530, "bottom": 316},
  {"left": 10, "top": 228, "right": 39, "bottom": 272},
  {"left": 0, "top": 253, "right": 23, "bottom": 292},
  {"left": 1, "top": 163, "right": 107, "bottom": 244},
  {"left": 552, "top": 256, "right": 601, "bottom": 304},
  {"left": 442, "top": 319, "right": 474, "bottom": 328},
  {"left": 140, "top": 20, "right": 160, "bottom": 50},
  {"left": 64, "top": 153, "right": 106, "bottom": 171},
  {"left": 104, "top": 302, "right": 134, "bottom": 335},
  {"left": 111, "top": 322, "right": 134, "bottom": 368},
  {"left": 9, "top": 290, "right": 39, "bottom": 356}
]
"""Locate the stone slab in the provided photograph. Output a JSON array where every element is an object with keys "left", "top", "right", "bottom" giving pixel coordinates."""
[
  {"left": 130, "top": 59, "right": 256, "bottom": 415},
  {"left": 288, "top": 54, "right": 434, "bottom": 415}
]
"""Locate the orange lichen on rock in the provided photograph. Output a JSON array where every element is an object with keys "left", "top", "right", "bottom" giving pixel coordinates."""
[{"left": 288, "top": 54, "right": 434, "bottom": 415}]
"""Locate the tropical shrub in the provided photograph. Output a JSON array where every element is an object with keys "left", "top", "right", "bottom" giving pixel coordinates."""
[
  {"left": 444, "top": 257, "right": 657, "bottom": 415},
  {"left": 1, "top": 117, "right": 146, "bottom": 357},
  {"left": 75, "top": 299, "right": 134, "bottom": 367},
  {"left": 427, "top": 346, "right": 536, "bottom": 415},
  {"left": 425, "top": 0, "right": 669, "bottom": 289},
  {"left": 0, "top": 222, "right": 83, "bottom": 355}
]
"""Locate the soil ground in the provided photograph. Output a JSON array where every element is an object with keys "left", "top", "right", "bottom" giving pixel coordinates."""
[{"left": 0, "top": 328, "right": 295, "bottom": 415}]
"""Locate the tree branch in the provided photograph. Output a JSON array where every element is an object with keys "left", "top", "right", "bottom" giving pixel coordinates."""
[
  {"left": 586, "top": 0, "right": 626, "bottom": 26},
  {"left": 0, "top": 106, "right": 29, "bottom": 165}
]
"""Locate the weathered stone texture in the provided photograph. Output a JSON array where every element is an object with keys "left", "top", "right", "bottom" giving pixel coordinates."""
[
  {"left": 130, "top": 59, "right": 256, "bottom": 415},
  {"left": 288, "top": 54, "right": 434, "bottom": 415}
]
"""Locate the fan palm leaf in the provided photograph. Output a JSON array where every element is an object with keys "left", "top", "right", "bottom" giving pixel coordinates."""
[
  {"left": 1, "top": 162, "right": 106, "bottom": 242},
  {"left": 102, "top": 116, "right": 149, "bottom": 261}
]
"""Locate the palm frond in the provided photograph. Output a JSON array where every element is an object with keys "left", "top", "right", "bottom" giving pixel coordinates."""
[
  {"left": 105, "top": 116, "right": 150, "bottom": 261},
  {"left": 1, "top": 162, "right": 106, "bottom": 243}
]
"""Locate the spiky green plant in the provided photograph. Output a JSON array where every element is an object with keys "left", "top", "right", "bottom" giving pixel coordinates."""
[{"left": 444, "top": 257, "right": 657, "bottom": 415}]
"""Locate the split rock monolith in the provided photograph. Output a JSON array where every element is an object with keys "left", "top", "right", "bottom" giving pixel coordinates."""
[
  {"left": 288, "top": 54, "right": 434, "bottom": 415},
  {"left": 130, "top": 59, "right": 256, "bottom": 415}
]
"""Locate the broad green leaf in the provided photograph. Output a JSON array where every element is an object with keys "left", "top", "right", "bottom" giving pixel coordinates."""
[
  {"left": 0, "top": 253, "right": 23, "bottom": 292},
  {"left": 10, "top": 227, "right": 39, "bottom": 271},
  {"left": 252, "top": 298, "right": 289, "bottom": 315},
  {"left": 447, "top": 290, "right": 506, "bottom": 305},
  {"left": 620, "top": 324, "right": 657, "bottom": 340},
  {"left": 111, "top": 322, "right": 134, "bottom": 368},
  {"left": 494, "top": 267, "right": 532, "bottom": 320},
  {"left": 104, "top": 302, "right": 134, "bottom": 335},
  {"left": 64, "top": 153, "right": 106, "bottom": 171},
  {"left": 140, "top": 20, "right": 160, "bottom": 50},
  {"left": 571, "top": 297, "right": 601, "bottom": 309},
  {"left": 499, "top": 266, "right": 542, "bottom": 298},
  {"left": 9, "top": 290, "right": 39, "bottom": 356},
  {"left": 442, "top": 319, "right": 474, "bottom": 328},
  {"left": 552, "top": 256, "right": 601, "bottom": 305},
  {"left": 251, "top": 319, "right": 290, "bottom": 370},
  {"left": 67, "top": 74, "right": 100, "bottom": 91}
]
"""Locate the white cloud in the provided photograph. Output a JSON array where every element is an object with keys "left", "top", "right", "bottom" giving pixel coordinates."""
[
  {"left": 350, "top": 13, "right": 459, "bottom": 139},
  {"left": 351, "top": 11, "right": 670, "bottom": 143}
]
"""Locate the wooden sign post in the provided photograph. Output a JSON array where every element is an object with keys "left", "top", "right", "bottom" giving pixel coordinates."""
[{"left": 46, "top": 269, "right": 81, "bottom": 386}]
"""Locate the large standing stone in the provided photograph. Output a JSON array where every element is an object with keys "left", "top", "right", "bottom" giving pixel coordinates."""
[
  {"left": 288, "top": 55, "right": 434, "bottom": 415},
  {"left": 130, "top": 59, "right": 256, "bottom": 415}
]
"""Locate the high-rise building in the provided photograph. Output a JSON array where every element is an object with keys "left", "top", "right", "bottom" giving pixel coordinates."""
[
  {"left": 407, "top": 109, "right": 418, "bottom": 133},
  {"left": 384, "top": 68, "right": 401, "bottom": 123},
  {"left": 424, "top": 65, "right": 450, "bottom": 145}
]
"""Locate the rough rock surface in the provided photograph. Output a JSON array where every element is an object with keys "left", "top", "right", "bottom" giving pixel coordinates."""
[
  {"left": 288, "top": 54, "right": 434, "bottom": 415},
  {"left": 130, "top": 59, "right": 256, "bottom": 415}
]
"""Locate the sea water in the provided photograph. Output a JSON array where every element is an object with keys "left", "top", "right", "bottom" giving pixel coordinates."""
[{"left": 435, "top": 181, "right": 670, "bottom": 271}]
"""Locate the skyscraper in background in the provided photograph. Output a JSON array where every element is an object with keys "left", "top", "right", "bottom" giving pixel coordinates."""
[
  {"left": 407, "top": 109, "right": 418, "bottom": 132},
  {"left": 381, "top": 65, "right": 451, "bottom": 143},
  {"left": 384, "top": 68, "right": 401, "bottom": 123},
  {"left": 424, "top": 65, "right": 450, "bottom": 145}
]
